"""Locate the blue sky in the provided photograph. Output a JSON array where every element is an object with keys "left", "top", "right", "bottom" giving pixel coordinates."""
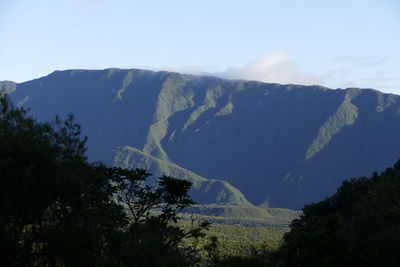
[{"left": 1, "top": 0, "right": 399, "bottom": 94}]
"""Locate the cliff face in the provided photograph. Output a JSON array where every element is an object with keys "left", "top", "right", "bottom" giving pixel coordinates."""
[{"left": 7, "top": 68, "right": 400, "bottom": 209}]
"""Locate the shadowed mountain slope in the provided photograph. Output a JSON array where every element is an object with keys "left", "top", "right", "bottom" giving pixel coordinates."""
[
  {"left": 113, "top": 145, "right": 250, "bottom": 205},
  {"left": 5, "top": 68, "right": 400, "bottom": 209}
]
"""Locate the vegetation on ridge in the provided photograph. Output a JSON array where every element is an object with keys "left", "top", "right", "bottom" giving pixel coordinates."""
[
  {"left": 219, "top": 160, "right": 400, "bottom": 266},
  {"left": 274, "top": 160, "right": 400, "bottom": 266},
  {"left": 0, "top": 95, "right": 213, "bottom": 266},
  {"left": 2, "top": 92, "right": 400, "bottom": 266},
  {"left": 8, "top": 69, "right": 400, "bottom": 209}
]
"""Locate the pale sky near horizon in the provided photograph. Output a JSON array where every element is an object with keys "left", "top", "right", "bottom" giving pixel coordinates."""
[{"left": 1, "top": 0, "right": 400, "bottom": 94}]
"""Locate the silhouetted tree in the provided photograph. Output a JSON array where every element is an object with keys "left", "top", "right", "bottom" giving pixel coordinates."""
[
  {"left": 275, "top": 161, "right": 400, "bottom": 267},
  {"left": 0, "top": 94, "right": 210, "bottom": 266}
]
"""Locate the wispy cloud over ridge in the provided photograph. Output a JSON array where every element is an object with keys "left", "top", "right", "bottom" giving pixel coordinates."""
[
  {"left": 217, "top": 51, "right": 321, "bottom": 86},
  {"left": 198, "top": 51, "right": 400, "bottom": 94}
]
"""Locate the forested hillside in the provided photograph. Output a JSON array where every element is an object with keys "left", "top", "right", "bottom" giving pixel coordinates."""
[
  {"left": 4, "top": 68, "right": 400, "bottom": 208},
  {"left": 2, "top": 92, "right": 399, "bottom": 266}
]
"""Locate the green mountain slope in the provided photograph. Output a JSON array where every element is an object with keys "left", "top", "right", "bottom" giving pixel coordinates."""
[
  {"left": 6, "top": 68, "right": 400, "bottom": 209},
  {"left": 113, "top": 145, "right": 250, "bottom": 205},
  {"left": 112, "top": 145, "right": 299, "bottom": 223}
]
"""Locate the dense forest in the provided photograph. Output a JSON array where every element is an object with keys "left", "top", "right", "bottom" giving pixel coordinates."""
[{"left": 1, "top": 93, "right": 399, "bottom": 266}]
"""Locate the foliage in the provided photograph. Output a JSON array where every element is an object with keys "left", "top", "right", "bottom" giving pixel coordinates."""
[
  {"left": 184, "top": 204, "right": 300, "bottom": 226},
  {"left": 0, "top": 94, "right": 210, "bottom": 266},
  {"left": 4, "top": 91, "right": 399, "bottom": 266},
  {"left": 202, "top": 162, "right": 400, "bottom": 267},
  {"left": 179, "top": 220, "right": 287, "bottom": 256},
  {"left": 275, "top": 161, "right": 400, "bottom": 267},
  {"left": 177, "top": 218, "right": 288, "bottom": 266}
]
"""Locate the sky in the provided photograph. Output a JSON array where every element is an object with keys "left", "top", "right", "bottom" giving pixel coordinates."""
[{"left": 1, "top": 0, "right": 400, "bottom": 94}]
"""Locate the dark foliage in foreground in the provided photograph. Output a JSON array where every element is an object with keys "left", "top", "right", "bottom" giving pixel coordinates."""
[
  {"left": 0, "top": 95, "right": 210, "bottom": 266},
  {"left": 273, "top": 160, "right": 400, "bottom": 267},
  {"left": 214, "top": 161, "right": 400, "bottom": 267}
]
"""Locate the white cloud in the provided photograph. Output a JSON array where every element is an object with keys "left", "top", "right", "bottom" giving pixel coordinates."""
[
  {"left": 209, "top": 52, "right": 400, "bottom": 95},
  {"left": 155, "top": 51, "right": 399, "bottom": 95},
  {"left": 219, "top": 51, "right": 322, "bottom": 86}
]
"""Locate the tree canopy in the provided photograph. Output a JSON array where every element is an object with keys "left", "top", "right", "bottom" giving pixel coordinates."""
[
  {"left": 275, "top": 160, "right": 400, "bottom": 267},
  {"left": 0, "top": 94, "right": 210, "bottom": 266}
]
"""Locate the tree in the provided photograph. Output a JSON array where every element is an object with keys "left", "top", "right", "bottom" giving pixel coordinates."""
[
  {"left": 107, "top": 168, "right": 211, "bottom": 266},
  {"left": 0, "top": 94, "right": 210, "bottom": 266},
  {"left": 275, "top": 161, "right": 400, "bottom": 267}
]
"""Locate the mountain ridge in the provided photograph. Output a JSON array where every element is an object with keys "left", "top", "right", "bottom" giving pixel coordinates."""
[{"left": 4, "top": 68, "right": 400, "bottom": 209}]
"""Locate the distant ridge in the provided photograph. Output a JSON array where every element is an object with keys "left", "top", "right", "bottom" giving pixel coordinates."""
[{"left": 5, "top": 68, "right": 400, "bottom": 209}]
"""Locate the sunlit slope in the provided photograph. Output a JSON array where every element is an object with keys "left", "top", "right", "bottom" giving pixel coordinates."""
[
  {"left": 8, "top": 68, "right": 400, "bottom": 209},
  {"left": 113, "top": 145, "right": 250, "bottom": 205},
  {"left": 113, "top": 145, "right": 299, "bottom": 224}
]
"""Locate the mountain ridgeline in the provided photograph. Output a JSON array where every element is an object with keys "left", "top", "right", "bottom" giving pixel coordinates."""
[{"left": 4, "top": 68, "right": 400, "bottom": 209}]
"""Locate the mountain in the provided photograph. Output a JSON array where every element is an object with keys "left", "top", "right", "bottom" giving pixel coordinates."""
[
  {"left": 0, "top": 81, "right": 16, "bottom": 94},
  {"left": 4, "top": 68, "right": 400, "bottom": 209},
  {"left": 113, "top": 145, "right": 250, "bottom": 205}
]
